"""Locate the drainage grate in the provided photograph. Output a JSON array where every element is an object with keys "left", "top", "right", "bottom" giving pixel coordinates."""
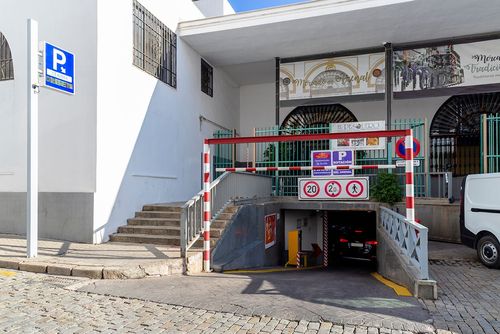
[{"left": 429, "top": 259, "right": 482, "bottom": 267}]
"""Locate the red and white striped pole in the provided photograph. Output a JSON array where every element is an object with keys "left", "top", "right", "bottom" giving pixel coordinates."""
[
  {"left": 216, "top": 165, "right": 396, "bottom": 173},
  {"left": 203, "top": 139, "right": 211, "bottom": 272},
  {"left": 323, "top": 211, "right": 328, "bottom": 268},
  {"left": 405, "top": 129, "right": 415, "bottom": 222}
]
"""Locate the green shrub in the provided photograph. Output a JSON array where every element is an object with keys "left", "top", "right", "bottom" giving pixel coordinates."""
[{"left": 371, "top": 172, "right": 402, "bottom": 206}]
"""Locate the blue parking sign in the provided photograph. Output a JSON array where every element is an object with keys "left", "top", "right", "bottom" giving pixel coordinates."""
[
  {"left": 44, "top": 42, "right": 75, "bottom": 94},
  {"left": 332, "top": 150, "right": 354, "bottom": 176}
]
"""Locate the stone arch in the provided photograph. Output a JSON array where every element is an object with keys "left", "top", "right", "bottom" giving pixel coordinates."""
[{"left": 430, "top": 92, "right": 500, "bottom": 176}]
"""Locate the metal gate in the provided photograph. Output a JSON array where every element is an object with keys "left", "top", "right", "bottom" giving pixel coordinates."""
[{"left": 481, "top": 114, "right": 500, "bottom": 173}]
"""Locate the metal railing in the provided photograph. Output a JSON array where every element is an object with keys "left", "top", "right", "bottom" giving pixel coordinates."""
[
  {"left": 380, "top": 207, "right": 429, "bottom": 279},
  {"left": 180, "top": 172, "right": 273, "bottom": 256}
]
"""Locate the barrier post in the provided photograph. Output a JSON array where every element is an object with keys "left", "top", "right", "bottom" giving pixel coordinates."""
[
  {"left": 405, "top": 129, "right": 415, "bottom": 222},
  {"left": 323, "top": 211, "right": 328, "bottom": 267},
  {"left": 203, "top": 139, "right": 211, "bottom": 272}
]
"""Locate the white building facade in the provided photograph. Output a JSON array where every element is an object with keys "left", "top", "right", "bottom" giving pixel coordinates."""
[{"left": 1, "top": 0, "right": 499, "bottom": 243}]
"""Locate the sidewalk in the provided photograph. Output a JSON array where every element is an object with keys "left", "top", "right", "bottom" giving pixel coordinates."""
[{"left": 0, "top": 234, "right": 202, "bottom": 279}]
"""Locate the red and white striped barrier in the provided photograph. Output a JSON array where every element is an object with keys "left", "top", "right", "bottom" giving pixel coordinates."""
[
  {"left": 323, "top": 211, "right": 328, "bottom": 268},
  {"left": 203, "top": 140, "right": 211, "bottom": 272},
  {"left": 405, "top": 130, "right": 415, "bottom": 222},
  {"left": 216, "top": 165, "right": 397, "bottom": 173},
  {"left": 200, "top": 129, "right": 416, "bottom": 272}
]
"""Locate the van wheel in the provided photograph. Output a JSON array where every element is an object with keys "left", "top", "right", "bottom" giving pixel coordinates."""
[{"left": 477, "top": 235, "right": 500, "bottom": 269}]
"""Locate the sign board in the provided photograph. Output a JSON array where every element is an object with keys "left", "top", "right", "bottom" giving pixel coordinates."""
[
  {"left": 280, "top": 52, "right": 385, "bottom": 101},
  {"left": 395, "top": 137, "right": 421, "bottom": 159},
  {"left": 43, "top": 42, "right": 75, "bottom": 94},
  {"left": 298, "top": 177, "right": 369, "bottom": 200},
  {"left": 394, "top": 39, "right": 500, "bottom": 93},
  {"left": 395, "top": 160, "right": 421, "bottom": 167},
  {"left": 264, "top": 213, "right": 277, "bottom": 249},
  {"left": 331, "top": 121, "right": 386, "bottom": 150},
  {"left": 311, "top": 150, "right": 354, "bottom": 177}
]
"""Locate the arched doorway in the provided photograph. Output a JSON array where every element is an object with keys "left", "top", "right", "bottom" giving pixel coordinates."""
[
  {"left": 281, "top": 104, "right": 357, "bottom": 130},
  {"left": 0, "top": 32, "right": 14, "bottom": 81},
  {"left": 430, "top": 93, "right": 500, "bottom": 176},
  {"left": 272, "top": 104, "right": 357, "bottom": 195}
]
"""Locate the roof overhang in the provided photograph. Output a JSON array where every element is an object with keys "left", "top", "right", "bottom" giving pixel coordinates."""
[{"left": 178, "top": 0, "right": 500, "bottom": 84}]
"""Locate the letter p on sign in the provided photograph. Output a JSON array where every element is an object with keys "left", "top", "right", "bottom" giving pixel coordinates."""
[
  {"left": 52, "top": 48, "right": 66, "bottom": 72},
  {"left": 339, "top": 151, "right": 347, "bottom": 160}
]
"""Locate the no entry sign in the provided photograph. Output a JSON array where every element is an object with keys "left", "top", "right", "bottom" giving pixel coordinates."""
[
  {"left": 298, "top": 177, "right": 369, "bottom": 200},
  {"left": 395, "top": 137, "right": 420, "bottom": 159}
]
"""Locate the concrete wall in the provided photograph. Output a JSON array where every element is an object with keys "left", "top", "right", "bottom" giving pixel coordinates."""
[
  {"left": 212, "top": 203, "right": 284, "bottom": 271},
  {"left": 0, "top": 0, "right": 98, "bottom": 192},
  {"left": 0, "top": 0, "right": 97, "bottom": 241},
  {"left": 395, "top": 199, "right": 461, "bottom": 243},
  {"left": 238, "top": 82, "right": 450, "bottom": 136},
  {"left": 283, "top": 210, "right": 322, "bottom": 251},
  {"left": 93, "top": 0, "right": 240, "bottom": 243},
  {"left": 0, "top": 0, "right": 241, "bottom": 243},
  {"left": 193, "top": 0, "right": 235, "bottom": 17}
]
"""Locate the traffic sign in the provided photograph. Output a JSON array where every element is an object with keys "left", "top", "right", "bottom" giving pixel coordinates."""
[
  {"left": 311, "top": 150, "right": 354, "bottom": 177},
  {"left": 302, "top": 180, "right": 320, "bottom": 198},
  {"left": 395, "top": 137, "right": 420, "bottom": 159},
  {"left": 395, "top": 159, "right": 421, "bottom": 167},
  {"left": 43, "top": 42, "right": 75, "bottom": 94},
  {"left": 298, "top": 177, "right": 369, "bottom": 200},
  {"left": 331, "top": 150, "right": 353, "bottom": 176}
]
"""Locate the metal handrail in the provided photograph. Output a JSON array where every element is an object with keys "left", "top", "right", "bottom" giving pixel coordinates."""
[
  {"left": 380, "top": 207, "right": 429, "bottom": 279},
  {"left": 180, "top": 172, "right": 273, "bottom": 257}
]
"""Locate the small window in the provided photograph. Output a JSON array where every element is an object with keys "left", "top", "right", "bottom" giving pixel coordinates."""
[
  {"left": 133, "top": 0, "right": 176, "bottom": 88},
  {"left": 201, "top": 59, "right": 213, "bottom": 97},
  {"left": 0, "top": 32, "right": 14, "bottom": 81}
]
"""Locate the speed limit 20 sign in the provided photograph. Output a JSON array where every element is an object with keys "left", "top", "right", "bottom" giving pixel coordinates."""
[{"left": 298, "top": 177, "right": 369, "bottom": 200}]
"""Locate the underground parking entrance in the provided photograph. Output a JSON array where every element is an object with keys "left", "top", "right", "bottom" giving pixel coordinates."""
[{"left": 283, "top": 209, "right": 378, "bottom": 270}]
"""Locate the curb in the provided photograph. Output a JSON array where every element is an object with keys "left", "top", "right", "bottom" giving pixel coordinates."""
[{"left": 0, "top": 254, "right": 202, "bottom": 279}]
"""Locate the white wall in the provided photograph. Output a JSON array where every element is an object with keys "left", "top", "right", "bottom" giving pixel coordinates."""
[
  {"left": 239, "top": 82, "right": 275, "bottom": 136},
  {"left": 94, "top": 0, "right": 240, "bottom": 242},
  {"left": 284, "top": 210, "right": 322, "bottom": 251},
  {"left": 239, "top": 83, "right": 449, "bottom": 133},
  {"left": 0, "top": 0, "right": 97, "bottom": 193},
  {"left": 194, "top": 0, "right": 235, "bottom": 17}
]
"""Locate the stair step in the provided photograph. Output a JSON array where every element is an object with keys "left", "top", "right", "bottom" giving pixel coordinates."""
[
  {"left": 193, "top": 238, "right": 218, "bottom": 249},
  {"left": 224, "top": 206, "right": 239, "bottom": 214},
  {"left": 110, "top": 233, "right": 180, "bottom": 246},
  {"left": 143, "top": 205, "right": 182, "bottom": 212},
  {"left": 212, "top": 220, "right": 229, "bottom": 229},
  {"left": 127, "top": 218, "right": 180, "bottom": 227},
  {"left": 118, "top": 225, "right": 180, "bottom": 236},
  {"left": 136, "top": 211, "right": 181, "bottom": 219},
  {"left": 216, "top": 212, "right": 233, "bottom": 220}
]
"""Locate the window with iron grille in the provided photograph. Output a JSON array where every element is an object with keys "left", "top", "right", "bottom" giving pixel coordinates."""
[
  {"left": 201, "top": 58, "right": 213, "bottom": 97},
  {"left": 133, "top": 0, "right": 176, "bottom": 88},
  {"left": 0, "top": 32, "right": 14, "bottom": 81}
]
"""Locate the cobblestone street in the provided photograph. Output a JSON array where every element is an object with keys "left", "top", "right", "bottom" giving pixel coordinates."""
[
  {"left": 0, "top": 270, "right": 416, "bottom": 334},
  {"left": 423, "top": 260, "right": 500, "bottom": 334},
  {"left": 0, "top": 259, "right": 499, "bottom": 333}
]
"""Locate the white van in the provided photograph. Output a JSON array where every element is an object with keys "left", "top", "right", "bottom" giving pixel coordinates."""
[{"left": 460, "top": 173, "right": 500, "bottom": 268}]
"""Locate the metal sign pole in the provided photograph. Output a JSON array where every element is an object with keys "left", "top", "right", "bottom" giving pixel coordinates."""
[{"left": 27, "top": 19, "right": 39, "bottom": 258}]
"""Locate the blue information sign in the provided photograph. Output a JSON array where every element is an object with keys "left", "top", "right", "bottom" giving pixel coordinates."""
[
  {"left": 332, "top": 150, "right": 354, "bottom": 176},
  {"left": 311, "top": 150, "right": 354, "bottom": 177},
  {"left": 44, "top": 42, "right": 75, "bottom": 94}
]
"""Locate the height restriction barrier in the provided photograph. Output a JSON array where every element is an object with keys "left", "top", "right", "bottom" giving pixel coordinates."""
[{"left": 202, "top": 129, "right": 416, "bottom": 272}]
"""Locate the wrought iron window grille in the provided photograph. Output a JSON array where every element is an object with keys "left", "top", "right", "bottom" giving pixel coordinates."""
[
  {"left": 0, "top": 32, "right": 14, "bottom": 81},
  {"left": 201, "top": 58, "right": 213, "bottom": 97},
  {"left": 133, "top": 0, "right": 176, "bottom": 88}
]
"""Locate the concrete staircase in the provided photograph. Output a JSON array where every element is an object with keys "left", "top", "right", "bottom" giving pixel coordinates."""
[{"left": 110, "top": 203, "right": 239, "bottom": 248}]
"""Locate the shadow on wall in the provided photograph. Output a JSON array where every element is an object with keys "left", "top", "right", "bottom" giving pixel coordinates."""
[{"left": 95, "top": 81, "right": 208, "bottom": 242}]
